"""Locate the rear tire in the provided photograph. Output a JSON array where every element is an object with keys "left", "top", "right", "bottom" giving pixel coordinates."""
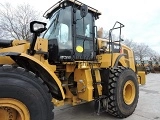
[
  {"left": 0, "top": 65, "right": 54, "bottom": 120},
  {"left": 108, "top": 66, "right": 139, "bottom": 118}
]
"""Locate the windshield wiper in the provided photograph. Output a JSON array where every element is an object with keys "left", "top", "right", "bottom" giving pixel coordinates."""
[{"left": 53, "top": 11, "right": 60, "bottom": 33}]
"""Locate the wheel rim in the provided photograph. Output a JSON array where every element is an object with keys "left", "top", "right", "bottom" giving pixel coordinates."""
[
  {"left": 123, "top": 80, "right": 136, "bottom": 105},
  {"left": 0, "top": 98, "right": 30, "bottom": 120}
]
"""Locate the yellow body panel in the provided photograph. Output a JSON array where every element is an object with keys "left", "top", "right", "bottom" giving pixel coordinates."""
[
  {"left": 121, "top": 44, "right": 136, "bottom": 72},
  {"left": 97, "top": 38, "right": 136, "bottom": 72},
  {"left": 0, "top": 43, "right": 29, "bottom": 64},
  {"left": 0, "top": 56, "right": 15, "bottom": 65},
  {"left": 96, "top": 53, "right": 127, "bottom": 68},
  {"left": 138, "top": 71, "right": 146, "bottom": 85},
  {"left": 74, "top": 69, "right": 94, "bottom": 101},
  {"left": 94, "top": 69, "right": 102, "bottom": 96}
]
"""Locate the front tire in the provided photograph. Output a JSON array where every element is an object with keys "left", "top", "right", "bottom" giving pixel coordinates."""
[
  {"left": 108, "top": 66, "right": 139, "bottom": 118},
  {"left": 0, "top": 65, "right": 54, "bottom": 120}
]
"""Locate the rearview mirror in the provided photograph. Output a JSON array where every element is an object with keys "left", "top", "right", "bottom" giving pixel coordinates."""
[
  {"left": 80, "top": 4, "right": 88, "bottom": 18},
  {"left": 30, "top": 21, "right": 47, "bottom": 34}
]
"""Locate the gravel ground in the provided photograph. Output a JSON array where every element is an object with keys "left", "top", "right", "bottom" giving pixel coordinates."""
[{"left": 54, "top": 73, "right": 160, "bottom": 120}]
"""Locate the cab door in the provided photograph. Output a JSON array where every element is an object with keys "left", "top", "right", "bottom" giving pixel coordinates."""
[{"left": 74, "top": 10, "right": 96, "bottom": 61}]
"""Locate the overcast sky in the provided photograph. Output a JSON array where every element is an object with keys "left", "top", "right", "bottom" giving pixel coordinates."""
[{"left": 1, "top": 0, "right": 160, "bottom": 53}]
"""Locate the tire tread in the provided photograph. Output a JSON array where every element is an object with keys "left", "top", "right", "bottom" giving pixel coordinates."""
[{"left": 0, "top": 65, "right": 54, "bottom": 120}]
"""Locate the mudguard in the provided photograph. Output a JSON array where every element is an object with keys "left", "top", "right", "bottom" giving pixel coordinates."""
[{"left": 0, "top": 52, "right": 65, "bottom": 100}]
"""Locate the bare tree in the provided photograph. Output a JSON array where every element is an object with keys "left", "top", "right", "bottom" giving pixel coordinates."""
[
  {"left": 103, "top": 30, "right": 109, "bottom": 39},
  {"left": 0, "top": 3, "right": 41, "bottom": 40},
  {"left": 122, "top": 39, "right": 136, "bottom": 48},
  {"left": 149, "top": 49, "right": 160, "bottom": 62},
  {"left": 97, "top": 27, "right": 118, "bottom": 41},
  {"left": 133, "top": 43, "right": 151, "bottom": 61},
  {"left": 0, "top": 29, "right": 4, "bottom": 38},
  {"left": 97, "top": 27, "right": 109, "bottom": 39},
  {"left": 97, "top": 27, "right": 103, "bottom": 38},
  {"left": 158, "top": 56, "right": 160, "bottom": 62}
]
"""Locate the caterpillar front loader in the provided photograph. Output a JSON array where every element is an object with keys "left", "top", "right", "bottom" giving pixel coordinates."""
[{"left": 0, "top": 0, "right": 146, "bottom": 119}]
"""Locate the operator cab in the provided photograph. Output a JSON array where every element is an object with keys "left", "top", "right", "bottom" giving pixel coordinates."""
[{"left": 43, "top": 0, "right": 101, "bottom": 64}]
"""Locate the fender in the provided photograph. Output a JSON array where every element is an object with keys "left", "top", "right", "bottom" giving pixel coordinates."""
[
  {"left": 113, "top": 54, "right": 126, "bottom": 67},
  {"left": 0, "top": 52, "right": 65, "bottom": 100}
]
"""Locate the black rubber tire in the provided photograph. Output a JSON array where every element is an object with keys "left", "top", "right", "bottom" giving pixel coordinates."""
[
  {"left": 108, "top": 66, "right": 139, "bottom": 118},
  {"left": 0, "top": 65, "right": 54, "bottom": 120}
]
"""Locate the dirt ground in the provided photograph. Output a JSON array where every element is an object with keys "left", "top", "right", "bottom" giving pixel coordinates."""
[{"left": 54, "top": 73, "right": 160, "bottom": 120}]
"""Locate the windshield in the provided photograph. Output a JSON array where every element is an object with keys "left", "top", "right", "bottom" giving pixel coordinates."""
[{"left": 43, "top": 6, "right": 72, "bottom": 49}]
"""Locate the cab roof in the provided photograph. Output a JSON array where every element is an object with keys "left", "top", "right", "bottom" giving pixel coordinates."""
[{"left": 43, "top": 0, "right": 101, "bottom": 18}]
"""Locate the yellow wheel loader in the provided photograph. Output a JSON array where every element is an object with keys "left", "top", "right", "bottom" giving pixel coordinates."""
[{"left": 0, "top": 0, "right": 146, "bottom": 119}]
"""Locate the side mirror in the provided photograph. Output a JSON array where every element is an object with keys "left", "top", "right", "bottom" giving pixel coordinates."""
[
  {"left": 80, "top": 4, "right": 88, "bottom": 18},
  {"left": 30, "top": 21, "right": 47, "bottom": 35},
  {"left": 28, "top": 21, "right": 47, "bottom": 55}
]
